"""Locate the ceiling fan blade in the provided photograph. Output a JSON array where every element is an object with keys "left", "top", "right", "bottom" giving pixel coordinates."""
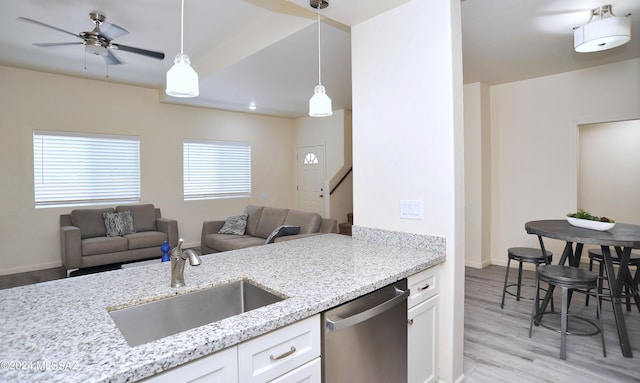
[
  {"left": 105, "top": 50, "right": 123, "bottom": 65},
  {"left": 17, "top": 17, "right": 80, "bottom": 39},
  {"left": 33, "top": 42, "right": 83, "bottom": 47},
  {"left": 100, "top": 22, "right": 129, "bottom": 41},
  {"left": 111, "top": 43, "right": 165, "bottom": 60}
]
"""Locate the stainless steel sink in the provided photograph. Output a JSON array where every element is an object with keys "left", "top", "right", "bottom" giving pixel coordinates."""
[{"left": 109, "top": 280, "right": 285, "bottom": 346}]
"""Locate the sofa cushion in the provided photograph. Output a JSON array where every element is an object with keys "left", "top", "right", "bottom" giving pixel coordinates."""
[
  {"left": 117, "top": 204, "right": 156, "bottom": 232},
  {"left": 82, "top": 236, "right": 128, "bottom": 256},
  {"left": 283, "top": 210, "right": 322, "bottom": 234},
  {"left": 218, "top": 214, "right": 248, "bottom": 235},
  {"left": 205, "top": 233, "right": 266, "bottom": 252},
  {"left": 103, "top": 211, "right": 136, "bottom": 237},
  {"left": 254, "top": 207, "right": 288, "bottom": 239},
  {"left": 125, "top": 231, "right": 167, "bottom": 250},
  {"left": 71, "top": 208, "right": 114, "bottom": 239},
  {"left": 265, "top": 225, "right": 301, "bottom": 244},
  {"left": 243, "top": 205, "right": 264, "bottom": 237}
]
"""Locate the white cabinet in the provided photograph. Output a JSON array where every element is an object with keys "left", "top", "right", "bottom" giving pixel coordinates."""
[
  {"left": 268, "top": 358, "right": 321, "bottom": 383},
  {"left": 238, "top": 315, "right": 320, "bottom": 383},
  {"left": 407, "top": 267, "right": 439, "bottom": 383},
  {"left": 140, "top": 346, "right": 238, "bottom": 383},
  {"left": 140, "top": 315, "right": 320, "bottom": 383}
]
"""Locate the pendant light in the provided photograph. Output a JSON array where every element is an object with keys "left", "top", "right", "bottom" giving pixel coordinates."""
[
  {"left": 166, "top": 0, "right": 199, "bottom": 97},
  {"left": 309, "top": 0, "right": 332, "bottom": 117}
]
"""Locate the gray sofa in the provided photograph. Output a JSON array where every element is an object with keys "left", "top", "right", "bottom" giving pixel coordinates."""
[
  {"left": 60, "top": 204, "right": 178, "bottom": 272},
  {"left": 201, "top": 205, "right": 338, "bottom": 254}
]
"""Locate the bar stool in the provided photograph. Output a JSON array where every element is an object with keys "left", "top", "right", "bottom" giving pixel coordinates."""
[
  {"left": 586, "top": 248, "right": 640, "bottom": 313},
  {"left": 501, "top": 247, "right": 553, "bottom": 309},
  {"left": 529, "top": 265, "right": 606, "bottom": 360}
]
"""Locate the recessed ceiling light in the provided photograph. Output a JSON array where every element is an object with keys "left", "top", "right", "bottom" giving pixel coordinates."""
[{"left": 249, "top": 103, "right": 257, "bottom": 110}]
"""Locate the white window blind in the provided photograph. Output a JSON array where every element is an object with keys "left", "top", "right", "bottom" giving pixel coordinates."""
[
  {"left": 33, "top": 131, "right": 140, "bottom": 208},
  {"left": 183, "top": 139, "right": 251, "bottom": 200}
]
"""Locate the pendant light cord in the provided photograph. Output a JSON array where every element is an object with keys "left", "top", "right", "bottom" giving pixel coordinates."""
[
  {"left": 180, "top": 0, "right": 185, "bottom": 54},
  {"left": 316, "top": 4, "right": 322, "bottom": 86}
]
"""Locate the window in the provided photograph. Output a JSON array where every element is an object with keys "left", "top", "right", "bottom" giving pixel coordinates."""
[
  {"left": 33, "top": 131, "right": 140, "bottom": 208},
  {"left": 183, "top": 139, "right": 251, "bottom": 200},
  {"left": 303, "top": 152, "right": 319, "bottom": 165}
]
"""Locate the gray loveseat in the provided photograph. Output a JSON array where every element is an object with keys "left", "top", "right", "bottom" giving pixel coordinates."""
[
  {"left": 60, "top": 204, "right": 178, "bottom": 273},
  {"left": 200, "top": 205, "right": 338, "bottom": 254}
]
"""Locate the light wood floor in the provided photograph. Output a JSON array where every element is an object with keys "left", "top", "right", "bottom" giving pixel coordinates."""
[{"left": 464, "top": 265, "right": 640, "bottom": 383}]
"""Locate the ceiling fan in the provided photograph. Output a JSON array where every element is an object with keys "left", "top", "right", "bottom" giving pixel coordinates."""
[{"left": 17, "top": 11, "right": 165, "bottom": 65}]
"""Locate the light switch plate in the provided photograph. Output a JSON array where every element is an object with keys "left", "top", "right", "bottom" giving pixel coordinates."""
[{"left": 400, "top": 200, "right": 423, "bottom": 220}]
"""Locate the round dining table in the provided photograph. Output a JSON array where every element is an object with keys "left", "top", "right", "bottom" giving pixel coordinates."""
[{"left": 525, "top": 219, "right": 640, "bottom": 358}]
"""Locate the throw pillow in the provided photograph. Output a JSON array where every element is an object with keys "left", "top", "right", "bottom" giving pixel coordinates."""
[
  {"left": 218, "top": 214, "right": 248, "bottom": 235},
  {"left": 103, "top": 211, "right": 136, "bottom": 237},
  {"left": 265, "top": 225, "right": 301, "bottom": 244}
]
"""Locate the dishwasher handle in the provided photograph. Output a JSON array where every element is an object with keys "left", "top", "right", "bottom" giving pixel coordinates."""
[{"left": 326, "top": 286, "right": 409, "bottom": 331}]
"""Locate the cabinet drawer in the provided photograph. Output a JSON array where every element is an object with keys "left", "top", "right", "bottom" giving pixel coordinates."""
[
  {"left": 238, "top": 315, "right": 320, "bottom": 383},
  {"left": 269, "top": 358, "right": 321, "bottom": 383},
  {"left": 140, "top": 346, "right": 238, "bottom": 383},
  {"left": 408, "top": 266, "right": 439, "bottom": 308}
]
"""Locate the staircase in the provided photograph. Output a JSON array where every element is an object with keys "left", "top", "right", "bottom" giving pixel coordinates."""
[{"left": 338, "top": 212, "right": 353, "bottom": 236}]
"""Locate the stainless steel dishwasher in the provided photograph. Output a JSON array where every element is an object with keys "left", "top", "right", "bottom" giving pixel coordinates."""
[{"left": 322, "top": 279, "right": 409, "bottom": 383}]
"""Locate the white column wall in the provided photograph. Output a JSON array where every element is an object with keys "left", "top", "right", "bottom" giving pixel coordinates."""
[{"left": 351, "top": 1, "right": 464, "bottom": 381}]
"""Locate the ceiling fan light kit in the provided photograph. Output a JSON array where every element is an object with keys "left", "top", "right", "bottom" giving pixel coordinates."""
[
  {"left": 166, "top": 0, "right": 199, "bottom": 98},
  {"left": 574, "top": 5, "right": 631, "bottom": 53},
  {"left": 309, "top": 0, "right": 332, "bottom": 117}
]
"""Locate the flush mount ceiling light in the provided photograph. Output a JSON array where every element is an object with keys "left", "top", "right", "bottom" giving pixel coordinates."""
[
  {"left": 166, "top": 0, "right": 199, "bottom": 97},
  {"left": 574, "top": 5, "right": 631, "bottom": 53},
  {"left": 309, "top": 0, "right": 332, "bottom": 117}
]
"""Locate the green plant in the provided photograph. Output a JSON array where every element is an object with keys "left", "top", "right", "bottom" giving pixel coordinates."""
[{"left": 567, "top": 209, "right": 614, "bottom": 223}]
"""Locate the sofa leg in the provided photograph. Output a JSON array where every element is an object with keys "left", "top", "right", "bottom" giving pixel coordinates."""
[{"left": 66, "top": 269, "right": 78, "bottom": 278}]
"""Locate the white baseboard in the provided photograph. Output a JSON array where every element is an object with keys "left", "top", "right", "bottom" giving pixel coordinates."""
[
  {"left": 0, "top": 260, "right": 62, "bottom": 276},
  {"left": 183, "top": 241, "right": 200, "bottom": 249},
  {"left": 465, "top": 259, "right": 491, "bottom": 269}
]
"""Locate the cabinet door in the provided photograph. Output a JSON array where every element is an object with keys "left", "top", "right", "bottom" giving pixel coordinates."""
[
  {"left": 268, "top": 358, "right": 321, "bottom": 383},
  {"left": 408, "top": 296, "right": 438, "bottom": 383},
  {"left": 140, "top": 346, "right": 238, "bottom": 383}
]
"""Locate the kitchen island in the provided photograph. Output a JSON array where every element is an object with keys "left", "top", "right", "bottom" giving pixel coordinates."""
[{"left": 0, "top": 231, "right": 445, "bottom": 382}]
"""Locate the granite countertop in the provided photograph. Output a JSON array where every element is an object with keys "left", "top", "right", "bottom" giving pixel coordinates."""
[{"left": 0, "top": 231, "right": 445, "bottom": 383}]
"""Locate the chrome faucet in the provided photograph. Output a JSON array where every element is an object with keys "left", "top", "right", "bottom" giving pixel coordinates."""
[{"left": 170, "top": 238, "right": 202, "bottom": 288}]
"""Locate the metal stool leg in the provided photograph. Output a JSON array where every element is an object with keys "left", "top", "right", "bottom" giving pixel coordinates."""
[
  {"left": 529, "top": 275, "right": 540, "bottom": 338},
  {"left": 560, "top": 286, "right": 568, "bottom": 360},
  {"left": 501, "top": 257, "right": 512, "bottom": 309},
  {"left": 517, "top": 261, "right": 523, "bottom": 301},
  {"left": 586, "top": 256, "right": 594, "bottom": 306},
  {"left": 597, "top": 288, "right": 606, "bottom": 357}
]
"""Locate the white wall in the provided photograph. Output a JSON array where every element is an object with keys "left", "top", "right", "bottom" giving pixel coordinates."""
[
  {"left": 464, "top": 82, "right": 491, "bottom": 268},
  {"left": 0, "top": 65, "right": 296, "bottom": 275},
  {"left": 352, "top": 1, "right": 465, "bottom": 381},
  {"left": 487, "top": 58, "right": 640, "bottom": 265}
]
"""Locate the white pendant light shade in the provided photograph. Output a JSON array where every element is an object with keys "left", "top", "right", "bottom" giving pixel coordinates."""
[
  {"left": 574, "top": 5, "right": 631, "bottom": 53},
  {"left": 166, "top": 0, "right": 199, "bottom": 98},
  {"left": 309, "top": 85, "right": 333, "bottom": 117},
  {"left": 166, "top": 53, "right": 199, "bottom": 97}
]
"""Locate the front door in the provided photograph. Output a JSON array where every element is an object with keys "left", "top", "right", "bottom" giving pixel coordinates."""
[{"left": 297, "top": 145, "right": 325, "bottom": 216}]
